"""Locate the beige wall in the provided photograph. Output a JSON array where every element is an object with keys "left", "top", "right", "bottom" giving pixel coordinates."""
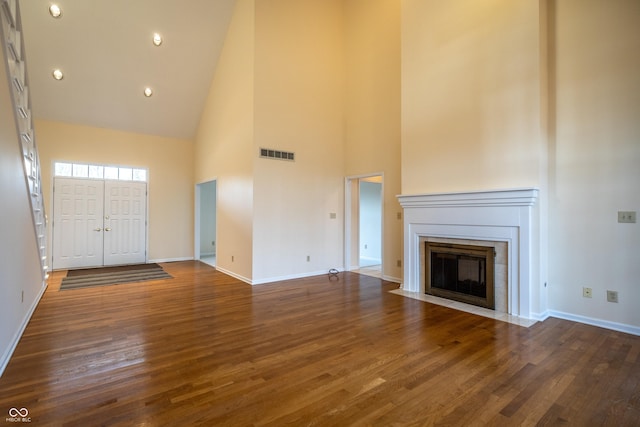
[
  {"left": 194, "top": 0, "right": 255, "bottom": 281},
  {"left": 36, "top": 119, "right": 194, "bottom": 264},
  {"left": 549, "top": 0, "right": 640, "bottom": 326},
  {"left": 1, "top": 44, "right": 46, "bottom": 374},
  {"left": 344, "top": 0, "right": 402, "bottom": 281},
  {"left": 195, "top": 0, "right": 348, "bottom": 283},
  {"left": 251, "top": 0, "right": 345, "bottom": 281},
  {"left": 401, "top": 0, "right": 545, "bottom": 195}
]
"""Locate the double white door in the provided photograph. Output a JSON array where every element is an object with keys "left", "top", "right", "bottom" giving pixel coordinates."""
[{"left": 52, "top": 178, "right": 147, "bottom": 270}]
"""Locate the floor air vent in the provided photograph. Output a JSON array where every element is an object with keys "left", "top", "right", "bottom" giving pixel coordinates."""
[{"left": 260, "top": 148, "right": 295, "bottom": 161}]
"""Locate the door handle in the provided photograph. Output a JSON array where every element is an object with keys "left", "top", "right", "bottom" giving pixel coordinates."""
[
  {"left": 94, "top": 228, "right": 102, "bottom": 232},
  {"left": 105, "top": 227, "right": 112, "bottom": 232}
]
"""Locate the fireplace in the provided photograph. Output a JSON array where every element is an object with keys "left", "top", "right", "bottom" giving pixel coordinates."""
[
  {"left": 397, "top": 188, "right": 542, "bottom": 320},
  {"left": 425, "top": 242, "right": 494, "bottom": 309}
]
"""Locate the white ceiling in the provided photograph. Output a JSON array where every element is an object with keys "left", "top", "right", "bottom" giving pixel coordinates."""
[{"left": 19, "top": 0, "right": 236, "bottom": 140}]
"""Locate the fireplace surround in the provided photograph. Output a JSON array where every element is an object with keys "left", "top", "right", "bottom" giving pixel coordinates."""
[{"left": 397, "top": 188, "right": 541, "bottom": 319}]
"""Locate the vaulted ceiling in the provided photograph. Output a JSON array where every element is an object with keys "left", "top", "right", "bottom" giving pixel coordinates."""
[{"left": 19, "top": 0, "right": 236, "bottom": 140}]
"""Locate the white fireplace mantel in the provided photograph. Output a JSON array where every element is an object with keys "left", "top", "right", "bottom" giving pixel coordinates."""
[{"left": 397, "top": 188, "right": 541, "bottom": 320}]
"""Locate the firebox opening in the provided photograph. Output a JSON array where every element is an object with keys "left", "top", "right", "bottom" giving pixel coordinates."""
[{"left": 425, "top": 242, "right": 495, "bottom": 309}]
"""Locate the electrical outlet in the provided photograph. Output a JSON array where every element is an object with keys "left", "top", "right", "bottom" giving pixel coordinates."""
[
  {"left": 397, "top": 212, "right": 402, "bottom": 220},
  {"left": 231, "top": 255, "right": 234, "bottom": 262},
  {"left": 583, "top": 287, "right": 592, "bottom": 298},
  {"left": 397, "top": 259, "right": 402, "bottom": 268},
  {"left": 307, "top": 255, "right": 310, "bottom": 262},
  {"left": 607, "top": 290, "right": 619, "bottom": 303},
  {"left": 618, "top": 211, "right": 637, "bottom": 223}
]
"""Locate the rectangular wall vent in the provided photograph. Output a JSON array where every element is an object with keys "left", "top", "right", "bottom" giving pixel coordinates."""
[{"left": 259, "top": 148, "right": 295, "bottom": 161}]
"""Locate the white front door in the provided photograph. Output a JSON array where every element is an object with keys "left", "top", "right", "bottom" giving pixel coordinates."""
[
  {"left": 52, "top": 178, "right": 147, "bottom": 270},
  {"left": 52, "top": 178, "right": 105, "bottom": 269},
  {"left": 103, "top": 181, "right": 147, "bottom": 266}
]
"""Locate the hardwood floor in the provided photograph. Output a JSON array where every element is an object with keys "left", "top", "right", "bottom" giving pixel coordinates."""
[{"left": 1, "top": 261, "right": 639, "bottom": 426}]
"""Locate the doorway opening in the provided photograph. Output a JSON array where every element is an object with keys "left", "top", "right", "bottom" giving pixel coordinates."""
[
  {"left": 195, "top": 180, "right": 217, "bottom": 267},
  {"left": 345, "top": 174, "right": 383, "bottom": 278}
]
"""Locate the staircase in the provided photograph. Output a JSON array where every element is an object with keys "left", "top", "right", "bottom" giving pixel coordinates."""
[{"left": 1, "top": 0, "right": 48, "bottom": 279}]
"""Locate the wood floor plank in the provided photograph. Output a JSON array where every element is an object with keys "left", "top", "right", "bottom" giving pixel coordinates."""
[{"left": 1, "top": 261, "right": 639, "bottom": 426}]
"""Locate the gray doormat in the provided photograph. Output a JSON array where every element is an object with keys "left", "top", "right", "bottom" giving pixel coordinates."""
[{"left": 60, "top": 263, "right": 172, "bottom": 290}]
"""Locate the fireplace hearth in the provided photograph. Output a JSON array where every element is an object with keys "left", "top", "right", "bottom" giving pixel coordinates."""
[{"left": 425, "top": 242, "right": 494, "bottom": 309}]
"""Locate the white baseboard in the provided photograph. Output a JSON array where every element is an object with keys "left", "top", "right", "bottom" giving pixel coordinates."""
[
  {"left": 212, "top": 267, "right": 346, "bottom": 286},
  {"left": 530, "top": 310, "right": 550, "bottom": 322},
  {"left": 214, "top": 265, "right": 253, "bottom": 285},
  {"left": 0, "top": 280, "right": 48, "bottom": 377},
  {"left": 383, "top": 275, "right": 402, "bottom": 284},
  {"left": 149, "top": 257, "right": 194, "bottom": 264},
  {"left": 547, "top": 310, "right": 640, "bottom": 336},
  {"left": 248, "top": 269, "right": 401, "bottom": 285},
  {"left": 251, "top": 269, "right": 342, "bottom": 285}
]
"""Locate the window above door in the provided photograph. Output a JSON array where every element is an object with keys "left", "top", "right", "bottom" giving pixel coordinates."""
[{"left": 54, "top": 162, "right": 147, "bottom": 182}]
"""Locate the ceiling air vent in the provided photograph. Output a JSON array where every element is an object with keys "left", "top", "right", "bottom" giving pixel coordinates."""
[{"left": 259, "top": 148, "right": 295, "bottom": 162}]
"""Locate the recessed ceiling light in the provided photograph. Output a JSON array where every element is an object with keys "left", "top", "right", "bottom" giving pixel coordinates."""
[
  {"left": 52, "top": 69, "right": 64, "bottom": 80},
  {"left": 152, "top": 33, "right": 163, "bottom": 46},
  {"left": 49, "top": 4, "right": 62, "bottom": 18},
  {"left": 143, "top": 87, "right": 153, "bottom": 97}
]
